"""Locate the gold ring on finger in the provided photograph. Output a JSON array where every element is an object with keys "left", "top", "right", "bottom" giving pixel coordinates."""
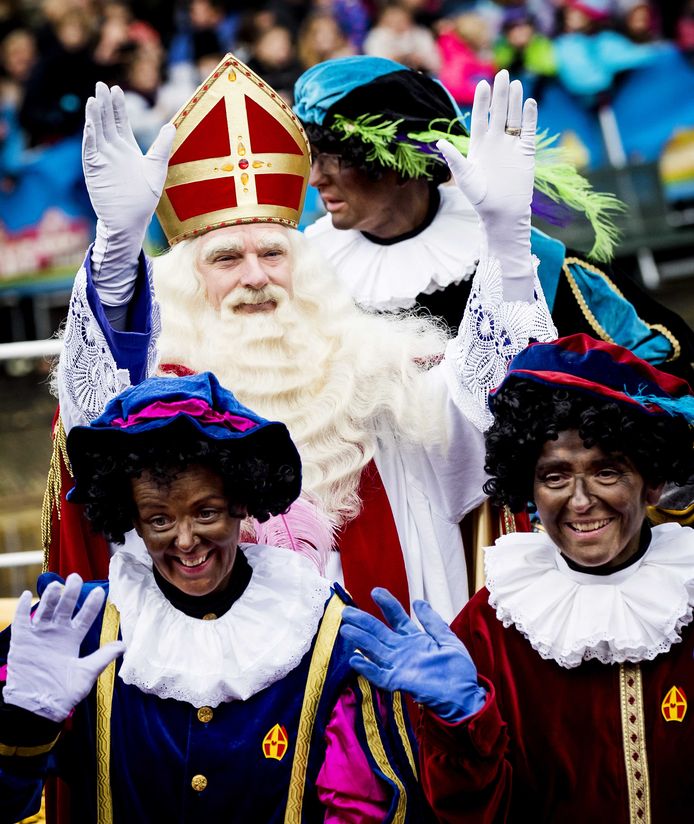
[{"left": 504, "top": 126, "right": 522, "bottom": 137}]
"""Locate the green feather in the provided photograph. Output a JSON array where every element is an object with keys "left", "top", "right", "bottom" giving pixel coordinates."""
[
  {"left": 533, "top": 131, "right": 625, "bottom": 262},
  {"left": 331, "top": 115, "right": 624, "bottom": 262}
]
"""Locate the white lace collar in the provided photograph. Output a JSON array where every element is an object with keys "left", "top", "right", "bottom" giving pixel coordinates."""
[
  {"left": 305, "top": 186, "right": 481, "bottom": 311},
  {"left": 484, "top": 522, "right": 694, "bottom": 669},
  {"left": 108, "top": 537, "right": 332, "bottom": 707}
]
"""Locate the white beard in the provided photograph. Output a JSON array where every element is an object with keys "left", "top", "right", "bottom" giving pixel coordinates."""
[{"left": 153, "top": 242, "right": 448, "bottom": 525}]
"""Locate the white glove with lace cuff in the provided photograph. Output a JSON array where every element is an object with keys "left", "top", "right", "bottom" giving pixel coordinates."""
[
  {"left": 437, "top": 70, "right": 536, "bottom": 303},
  {"left": 83, "top": 82, "right": 175, "bottom": 307},
  {"left": 3, "top": 574, "right": 125, "bottom": 723}
]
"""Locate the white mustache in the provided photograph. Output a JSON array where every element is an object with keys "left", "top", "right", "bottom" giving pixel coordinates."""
[{"left": 222, "top": 285, "right": 287, "bottom": 310}]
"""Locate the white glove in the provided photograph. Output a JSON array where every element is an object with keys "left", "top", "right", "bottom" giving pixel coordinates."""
[
  {"left": 83, "top": 81, "right": 176, "bottom": 305},
  {"left": 437, "top": 70, "right": 537, "bottom": 302},
  {"left": 3, "top": 574, "right": 125, "bottom": 723}
]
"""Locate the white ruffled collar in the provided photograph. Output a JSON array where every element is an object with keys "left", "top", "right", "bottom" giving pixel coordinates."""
[
  {"left": 485, "top": 522, "right": 694, "bottom": 669},
  {"left": 305, "top": 186, "right": 481, "bottom": 311},
  {"left": 108, "top": 537, "right": 332, "bottom": 707}
]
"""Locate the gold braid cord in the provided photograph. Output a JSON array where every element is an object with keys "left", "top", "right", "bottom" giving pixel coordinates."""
[
  {"left": 284, "top": 594, "right": 344, "bottom": 823},
  {"left": 40, "top": 416, "right": 71, "bottom": 572},
  {"left": 95, "top": 600, "right": 120, "bottom": 824},
  {"left": 473, "top": 503, "right": 518, "bottom": 594},
  {"left": 357, "top": 675, "right": 407, "bottom": 824},
  {"left": 563, "top": 258, "right": 680, "bottom": 363},
  {"left": 392, "top": 691, "right": 417, "bottom": 778},
  {"left": 501, "top": 505, "right": 516, "bottom": 536},
  {"left": 619, "top": 663, "right": 651, "bottom": 824}
]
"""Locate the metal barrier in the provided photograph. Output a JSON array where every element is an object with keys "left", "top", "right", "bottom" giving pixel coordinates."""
[
  {"left": 0, "top": 551, "right": 43, "bottom": 568},
  {"left": 0, "top": 339, "right": 62, "bottom": 362}
]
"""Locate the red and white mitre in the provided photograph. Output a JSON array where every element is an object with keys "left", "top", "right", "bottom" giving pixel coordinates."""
[{"left": 156, "top": 53, "right": 311, "bottom": 246}]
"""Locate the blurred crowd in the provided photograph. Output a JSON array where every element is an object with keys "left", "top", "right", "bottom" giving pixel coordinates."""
[{"left": 0, "top": 0, "right": 692, "bottom": 164}]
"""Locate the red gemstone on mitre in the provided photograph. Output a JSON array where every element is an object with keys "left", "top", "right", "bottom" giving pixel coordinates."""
[{"left": 239, "top": 158, "right": 249, "bottom": 169}]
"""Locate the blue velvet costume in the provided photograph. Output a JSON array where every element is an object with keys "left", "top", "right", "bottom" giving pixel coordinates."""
[{"left": 0, "top": 572, "right": 425, "bottom": 823}]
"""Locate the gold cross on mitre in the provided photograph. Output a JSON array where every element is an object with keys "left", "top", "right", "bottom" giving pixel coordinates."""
[{"left": 156, "top": 54, "right": 311, "bottom": 246}]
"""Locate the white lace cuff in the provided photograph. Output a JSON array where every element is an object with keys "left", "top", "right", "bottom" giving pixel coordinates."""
[
  {"left": 56, "top": 256, "right": 160, "bottom": 434},
  {"left": 443, "top": 254, "right": 556, "bottom": 432}
]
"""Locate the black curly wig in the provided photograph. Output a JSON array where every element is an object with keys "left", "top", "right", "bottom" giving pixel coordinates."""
[
  {"left": 77, "top": 420, "right": 299, "bottom": 544},
  {"left": 484, "top": 378, "right": 694, "bottom": 512}
]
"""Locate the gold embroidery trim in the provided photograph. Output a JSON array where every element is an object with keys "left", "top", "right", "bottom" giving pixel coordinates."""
[
  {"left": 284, "top": 593, "right": 344, "bottom": 824},
  {"left": 619, "top": 663, "right": 651, "bottom": 824},
  {"left": 96, "top": 599, "right": 120, "bottom": 824},
  {"left": 648, "top": 323, "right": 681, "bottom": 362},
  {"left": 357, "top": 675, "right": 407, "bottom": 824},
  {"left": 563, "top": 257, "right": 680, "bottom": 363},
  {"left": 0, "top": 734, "right": 60, "bottom": 757},
  {"left": 40, "top": 416, "right": 71, "bottom": 572},
  {"left": 392, "top": 690, "right": 417, "bottom": 778},
  {"left": 501, "top": 505, "right": 516, "bottom": 535}
]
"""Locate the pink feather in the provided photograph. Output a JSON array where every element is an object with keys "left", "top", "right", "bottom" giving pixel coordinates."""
[{"left": 243, "top": 494, "right": 335, "bottom": 574}]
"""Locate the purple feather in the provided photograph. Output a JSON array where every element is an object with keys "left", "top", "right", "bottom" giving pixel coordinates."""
[{"left": 531, "top": 189, "right": 573, "bottom": 226}]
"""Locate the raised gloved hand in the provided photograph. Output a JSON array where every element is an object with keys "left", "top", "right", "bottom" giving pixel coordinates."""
[
  {"left": 83, "top": 81, "right": 175, "bottom": 304},
  {"left": 3, "top": 574, "right": 125, "bottom": 723},
  {"left": 437, "top": 70, "right": 536, "bottom": 301},
  {"left": 340, "top": 588, "right": 486, "bottom": 722}
]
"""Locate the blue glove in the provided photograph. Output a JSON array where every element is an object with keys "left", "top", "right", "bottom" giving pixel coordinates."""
[{"left": 340, "top": 588, "right": 486, "bottom": 722}]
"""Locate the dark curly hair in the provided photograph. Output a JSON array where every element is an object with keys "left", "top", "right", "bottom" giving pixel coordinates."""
[
  {"left": 78, "top": 420, "right": 298, "bottom": 544},
  {"left": 305, "top": 121, "right": 453, "bottom": 186},
  {"left": 484, "top": 378, "right": 694, "bottom": 512}
]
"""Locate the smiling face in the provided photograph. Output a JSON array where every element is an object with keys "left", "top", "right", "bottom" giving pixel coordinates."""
[
  {"left": 132, "top": 464, "right": 244, "bottom": 597},
  {"left": 194, "top": 224, "right": 294, "bottom": 312},
  {"left": 533, "top": 430, "right": 663, "bottom": 568}
]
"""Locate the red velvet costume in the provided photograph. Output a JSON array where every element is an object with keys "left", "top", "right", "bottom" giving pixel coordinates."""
[{"left": 419, "top": 585, "right": 694, "bottom": 822}]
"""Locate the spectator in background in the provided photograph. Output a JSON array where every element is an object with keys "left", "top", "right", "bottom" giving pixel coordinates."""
[
  {"left": 0, "top": 0, "right": 25, "bottom": 45},
  {"left": 122, "top": 48, "right": 189, "bottom": 149},
  {"left": 19, "top": 7, "right": 99, "bottom": 146},
  {"left": 553, "top": 0, "right": 660, "bottom": 102},
  {"left": 247, "top": 24, "right": 303, "bottom": 103},
  {"left": 678, "top": 0, "right": 694, "bottom": 61},
  {"left": 234, "top": 7, "right": 279, "bottom": 62},
  {"left": 191, "top": 26, "right": 224, "bottom": 79},
  {"left": 297, "top": 12, "right": 355, "bottom": 70},
  {"left": 0, "top": 27, "right": 36, "bottom": 108},
  {"left": 493, "top": 8, "right": 557, "bottom": 100},
  {"left": 621, "top": 1, "right": 658, "bottom": 43},
  {"left": 168, "top": 0, "right": 237, "bottom": 69},
  {"left": 312, "top": 0, "right": 371, "bottom": 51},
  {"left": 437, "top": 12, "right": 495, "bottom": 108},
  {"left": 0, "top": 27, "right": 34, "bottom": 183},
  {"left": 92, "top": 0, "right": 134, "bottom": 85},
  {"left": 364, "top": 0, "right": 440, "bottom": 73}
]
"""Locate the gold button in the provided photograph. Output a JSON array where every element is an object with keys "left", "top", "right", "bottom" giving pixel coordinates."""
[
  {"left": 197, "top": 706, "right": 213, "bottom": 723},
  {"left": 202, "top": 613, "right": 217, "bottom": 621},
  {"left": 191, "top": 774, "right": 208, "bottom": 792}
]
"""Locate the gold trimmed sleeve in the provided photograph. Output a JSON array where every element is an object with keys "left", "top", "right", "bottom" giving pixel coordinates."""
[
  {"left": 0, "top": 735, "right": 60, "bottom": 758},
  {"left": 284, "top": 593, "right": 345, "bottom": 824},
  {"left": 563, "top": 257, "right": 680, "bottom": 362},
  {"left": 392, "top": 691, "right": 417, "bottom": 779},
  {"left": 357, "top": 675, "right": 408, "bottom": 824},
  {"left": 619, "top": 663, "right": 651, "bottom": 824},
  {"left": 95, "top": 599, "right": 120, "bottom": 824}
]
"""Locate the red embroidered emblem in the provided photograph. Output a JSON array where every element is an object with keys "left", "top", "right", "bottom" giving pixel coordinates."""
[
  {"left": 262, "top": 724, "right": 289, "bottom": 760},
  {"left": 661, "top": 686, "right": 687, "bottom": 722}
]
